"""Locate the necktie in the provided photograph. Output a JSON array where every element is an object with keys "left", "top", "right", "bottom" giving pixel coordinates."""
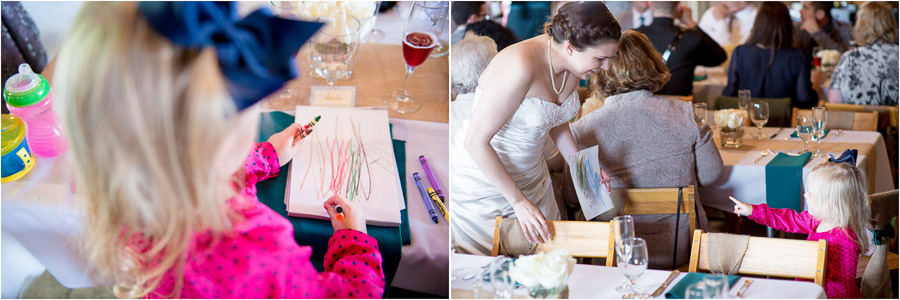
[{"left": 640, "top": 16, "right": 646, "bottom": 27}]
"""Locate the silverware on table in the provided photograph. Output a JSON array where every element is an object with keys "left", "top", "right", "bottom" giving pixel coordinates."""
[
  {"left": 833, "top": 129, "right": 843, "bottom": 139},
  {"left": 649, "top": 270, "right": 680, "bottom": 297},
  {"left": 752, "top": 150, "right": 768, "bottom": 164},
  {"left": 735, "top": 279, "right": 754, "bottom": 298}
]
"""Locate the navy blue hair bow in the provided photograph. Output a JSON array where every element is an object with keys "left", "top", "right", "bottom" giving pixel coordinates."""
[
  {"left": 137, "top": 2, "right": 323, "bottom": 110},
  {"left": 828, "top": 149, "right": 858, "bottom": 166}
]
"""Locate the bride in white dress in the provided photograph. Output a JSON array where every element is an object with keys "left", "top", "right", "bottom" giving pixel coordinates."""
[{"left": 451, "top": 2, "right": 621, "bottom": 255}]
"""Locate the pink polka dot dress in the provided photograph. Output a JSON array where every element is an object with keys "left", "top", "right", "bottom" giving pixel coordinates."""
[
  {"left": 146, "top": 142, "right": 385, "bottom": 298},
  {"left": 749, "top": 204, "right": 861, "bottom": 299}
]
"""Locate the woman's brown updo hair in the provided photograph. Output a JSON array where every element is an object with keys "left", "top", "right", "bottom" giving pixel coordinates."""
[{"left": 544, "top": 1, "right": 622, "bottom": 50}]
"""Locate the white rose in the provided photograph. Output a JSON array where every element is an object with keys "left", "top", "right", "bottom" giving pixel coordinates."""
[
  {"left": 509, "top": 250, "right": 575, "bottom": 288},
  {"left": 815, "top": 49, "right": 841, "bottom": 66},
  {"left": 341, "top": 1, "right": 376, "bottom": 19},
  {"left": 715, "top": 109, "right": 746, "bottom": 130},
  {"left": 299, "top": 1, "right": 339, "bottom": 19}
]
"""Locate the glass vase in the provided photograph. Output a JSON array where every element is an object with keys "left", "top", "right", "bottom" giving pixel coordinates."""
[
  {"left": 527, "top": 284, "right": 568, "bottom": 299},
  {"left": 720, "top": 127, "right": 744, "bottom": 148}
]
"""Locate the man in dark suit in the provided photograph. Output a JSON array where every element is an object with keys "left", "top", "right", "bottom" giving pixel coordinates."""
[{"left": 638, "top": 2, "right": 726, "bottom": 96}]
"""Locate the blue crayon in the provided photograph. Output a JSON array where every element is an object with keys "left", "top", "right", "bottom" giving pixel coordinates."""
[{"left": 413, "top": 172, "right": 439, "bottom": 224}]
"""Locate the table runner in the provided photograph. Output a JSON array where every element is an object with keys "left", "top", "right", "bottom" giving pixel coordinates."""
[{"left": 265, "top": 43, "right": 449, "bottom": 123}]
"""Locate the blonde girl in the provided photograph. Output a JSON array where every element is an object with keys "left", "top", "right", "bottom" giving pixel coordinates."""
[
  {"left": 53, "top": 2, "right": 383, "bottom": 298},
  {"left": 731, "top": 159, "right": 870, "bottom": 298}
]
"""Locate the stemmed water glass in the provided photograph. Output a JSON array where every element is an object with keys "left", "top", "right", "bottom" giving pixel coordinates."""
[
  {"left": 426, "top": 1, "right": 450, "bottom": 57},
  {"left": 738, "top": 90, "right": 751, "bottom": 112},
  {"left": 693, "top": 103, "right": 708, "bottom": 127},
  {"left": 620, "top": 237, "right": 649, "bottom": 299},
  {"left": 387, "top": 1, "right": 447, "bottom": 114},
  {"left": 270, "top": 1, "right": 303, "bottom": 98},
  {"left": 363, "top": 1, "right": 385, "bottom": 43},
  {"left": 797, "top": 114, "right": 815, "bottom": 153},
  {"left": 614, "top": 215, "right": 635, "bottom": 293},
  {"left": 812, "top": 106, "right": 827, "bottom": 157},
  {"left": 750, "top": 101, "right": 769, "bottom": 139}
]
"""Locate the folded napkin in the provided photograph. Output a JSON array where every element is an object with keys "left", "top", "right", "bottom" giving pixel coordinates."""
[
  {"left": 498, "top": 217, "right": 538, "bottom": 257},
  {"left": 765, "top": 152, "right": 813, "bottom": 211},
  {"left": 665, "top": 272, "right": 741, "bottom": 299},
  {"left": 790, "top": 129, "right": 830, "bottom": 139},
  {"left": 706, "top": 233, "right": 750, "bottom": 275}
]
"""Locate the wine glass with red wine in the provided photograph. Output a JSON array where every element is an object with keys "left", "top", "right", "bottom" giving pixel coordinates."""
[{"left": 387, "top": 1, "right": 447, "bottom": 114}]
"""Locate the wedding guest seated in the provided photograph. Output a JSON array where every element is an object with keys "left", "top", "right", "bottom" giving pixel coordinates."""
[
  {"left": 722, "top": 2, "right": 818, "bottom": 109},
  {"left": 465, "top": 20, "right": 520, "bottom": 51},
  {"left": 795, "top": 1, "right": 853, "bottom": 56},
  {"left": 451, "top": 36, "right": 497, "bottom": 136},
  {"left": 638, "top": 1, "right": 726, "bottom": 96},
  {"left": 569, "top": 30, "right": 723, "bottom": 269},
  {"left": 828, "top": 1, "right": 899, "bottom": 106},
  {"left": 450, "top": 1, "right": 487, "bottom": 46}
]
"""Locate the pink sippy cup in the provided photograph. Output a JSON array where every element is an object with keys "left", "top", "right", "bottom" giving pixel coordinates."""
[{"left": 4, "top": 63, "right": 66, "bottom": 157}]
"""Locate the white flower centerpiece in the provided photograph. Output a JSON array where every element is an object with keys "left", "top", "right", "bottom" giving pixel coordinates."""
[
  {"left": 815, "top": 49, "right": 841, "bottom": 73},
  {"left": 715, "top": 109, "right": 748, "bottom": 148},
  {"left": 509, "top": 250, "right": 576, "bottom": 299}
]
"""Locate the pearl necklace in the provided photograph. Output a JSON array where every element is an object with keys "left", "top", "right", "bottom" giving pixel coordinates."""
[{"left": 547, "top": 39, "right": 568, "bottom": 95}]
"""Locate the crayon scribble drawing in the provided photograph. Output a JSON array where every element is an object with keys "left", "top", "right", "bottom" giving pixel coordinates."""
[
  {"left": 567, "top": 145, "right": 613, "bottom": 220},
  {"left": 288, "top": 107, "right": 402, "bottom": 226}
]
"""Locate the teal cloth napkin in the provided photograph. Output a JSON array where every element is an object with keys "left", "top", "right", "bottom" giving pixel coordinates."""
[
  {"left": 765, "top": 152, "right": 813, "bottom": 211},
  {"left": 255, "top": 111, "right": 403, "bottom": 283},
  {"left": 790, "top": 129, "right": 830, "bottom": 138},
  {"left": 392, "top": 136, "right": 412, "bottom": 245},
  {"left": 665, "top": 273, "right": 741, "bottom": 299}
]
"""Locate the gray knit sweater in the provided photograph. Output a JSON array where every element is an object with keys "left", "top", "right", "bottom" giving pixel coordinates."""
[{"left": 569, "top": 90, "right": 723, "bottom": 268}]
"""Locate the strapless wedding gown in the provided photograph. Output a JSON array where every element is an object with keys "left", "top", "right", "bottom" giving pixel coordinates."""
[{"left": 450, "top": 87, "right": 579, "bottom": 255}]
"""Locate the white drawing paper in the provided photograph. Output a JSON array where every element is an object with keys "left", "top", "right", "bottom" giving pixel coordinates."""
[{"left": 567, "top": 145, "right": 614, "bottom": 221}]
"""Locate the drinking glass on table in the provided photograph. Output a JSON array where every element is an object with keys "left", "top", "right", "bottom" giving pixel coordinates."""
[
  {"left": 738, "top": 90, "right": 751, "bottom": 112},
  {"left": 693, "top": 103, "right": 708, "bottom": 127},
  {"left": 387, "top": 1, "right": 447, "bottom": 114},
  {"left": 812, "top": 106, "right": 827, "bottom": 157},
  {"left": 270, "top": 1, "right": 303, "bottom": 98},
  {"left": 750, "top": 101, "right": 769, "bottom": 139},
  {"left": 685, "top": 281, "right": 712, "bottom": 299},
  {"left": 797, "top": 114, "right": 815, "bottom": 153},
  {"left": 363, "top": 1, "right": 385, "bottom": 43},
  {"left": 614, "top": 215, "right": 635, "bottom": 293},
  {"left": 310, "top": 13, "right": 361, "bottom": 86},
  {"left": 621, "top": 237, "right": 649, "bottom": 299},
  {"left": 703, "top": 273, "right": 729, "bottom": 299},
  {"left": 426, "top": 1, "right": 450, "bottom": 57}
]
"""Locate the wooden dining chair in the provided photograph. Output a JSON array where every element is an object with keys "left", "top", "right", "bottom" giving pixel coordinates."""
[
  {"left": 792, "top": 108, "right": 879, "bottom": 131},
  {"left": 823, "top": 103, "right": 899, "bottom": 129},
  {"left": 657, "top": 94, "right": 694, "bottom": 103},
  {"left": 491, "top": 216, "right": 616, "bottom": 266},
  {"left": 688, "top": 229, "right": 828, "bottom": 286},
  {"left": 614, "top": 186, "right": 697, "bottom": 270},
  {"left": 715, "top": 96, "right": 792, "bottom": 127}
]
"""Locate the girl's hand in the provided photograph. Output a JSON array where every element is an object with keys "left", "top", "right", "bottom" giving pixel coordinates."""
[
  {"left": 511, "top": 198, "right": 550, "bottom": 243},
  {"left": 325, "top": 194, "right": 367, "bottom": 234},
  {"left": 267, "top": 124, "right": 308, "bottom": 166},
  {"left": 730, "top": 196, "right": 753, "bottom": 216}
]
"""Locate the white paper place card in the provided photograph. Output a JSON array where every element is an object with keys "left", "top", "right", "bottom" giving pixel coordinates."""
[{"left": 310, "top": 85, "right": 355, "bottom": 107}]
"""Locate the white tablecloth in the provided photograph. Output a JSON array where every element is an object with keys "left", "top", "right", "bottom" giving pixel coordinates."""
[
  {"left": 1, "top": 113, "right": 450, "bottom": 297},
  {"left": 451, "top": 254, "right": 827, "bottom": 299},
  {"left": 699, "top": 126, "right": 895, "bottom": 212}
]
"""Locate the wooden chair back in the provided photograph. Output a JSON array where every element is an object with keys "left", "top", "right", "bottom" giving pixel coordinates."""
[
  {"left": 491, "top": 217, "right": 616, "bottom": 266},
  {"left": 823, "top": 103, "right": 899, "bottom": 129},
  {"left": 616, "top": 186, "right": 697, "bottom": 238},
  {"left": 688, "top": 230, "right": 828, "bottom": 286},
  {"left": 793, "top": 108, "right": 879, "bottom": 131}
]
